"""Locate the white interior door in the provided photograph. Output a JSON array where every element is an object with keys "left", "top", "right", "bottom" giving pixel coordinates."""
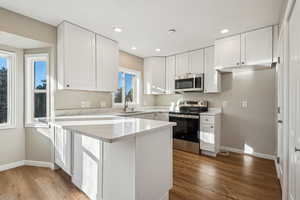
[{"left": 288, "top": 1, "right": 300, "bottom": 199}]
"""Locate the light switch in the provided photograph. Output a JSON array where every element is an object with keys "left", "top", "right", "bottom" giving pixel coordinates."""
[{"left": 241, "top": 101, "right": 248, "bottom": 108}]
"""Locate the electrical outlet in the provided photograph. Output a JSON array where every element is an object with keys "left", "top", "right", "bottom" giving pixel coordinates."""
[{"left": 241, "top": 101, "right": 248, "bottom": 108}]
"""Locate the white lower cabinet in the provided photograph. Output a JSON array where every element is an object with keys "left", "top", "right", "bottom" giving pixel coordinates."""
[
  {"left": 72, "top": 133, "right": 102, "bottom": 200},
  {"left": 54, "top": 127, "right": 72, "bottom": 175},
  {"left": 200, "top": 114, "right": 221, "bottom": 156},
  {"left": 71, "top": 128, "right": 172, "bottom": 200}
]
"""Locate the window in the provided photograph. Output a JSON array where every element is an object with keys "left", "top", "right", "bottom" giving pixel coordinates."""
[
  {"left": 113, "top": 67, "right": 140, "bottom": 106},
  {"left": 0, "top": 50, "right": 16, "bottom": 129},
  {"left": 25, "top": 54, "right": 49, "bottom": 125}
]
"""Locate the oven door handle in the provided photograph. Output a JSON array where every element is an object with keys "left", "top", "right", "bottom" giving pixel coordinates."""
[{"left": 169, "top": 114, "right": 200, "bottom": 119}]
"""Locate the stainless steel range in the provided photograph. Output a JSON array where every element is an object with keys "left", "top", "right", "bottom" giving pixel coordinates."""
[{"left": 169, "top": 100, "right": 208, "bottom": 154}]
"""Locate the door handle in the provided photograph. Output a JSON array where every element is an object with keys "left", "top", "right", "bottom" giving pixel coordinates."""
[
  {"left": 278, "top": 120, "right": 283, "bottom": 123},
  {"left": 295, "top": 147, "right": 300, "bottom": 152}
]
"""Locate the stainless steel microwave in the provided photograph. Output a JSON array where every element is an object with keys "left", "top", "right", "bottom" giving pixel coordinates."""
[{"left": 175, "top": 74, "right": 204, "bottom": 92}]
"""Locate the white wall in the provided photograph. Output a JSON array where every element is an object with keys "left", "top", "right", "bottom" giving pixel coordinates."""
[{"left": 0, "top": 44, "right": 25, "bottom": 165}]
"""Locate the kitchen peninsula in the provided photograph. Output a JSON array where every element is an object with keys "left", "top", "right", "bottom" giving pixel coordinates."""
[{"left": 43, "top": 115, "right": 175, "bottom": 200}]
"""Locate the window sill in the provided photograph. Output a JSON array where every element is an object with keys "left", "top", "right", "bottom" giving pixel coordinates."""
[
  {"left": 25, "top": 123, "right": 50, "bottom": 128},
  {"left": 0, "top": 124, "right": 17, "bottom": 130}
]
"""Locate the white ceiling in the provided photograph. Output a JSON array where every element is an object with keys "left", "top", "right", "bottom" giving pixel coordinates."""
[
  {"left": 0, "top": 31, "right": 51, "bottom": 49},
  {"left": 0, "top": 0, "right": 284, "bottom": 57}
]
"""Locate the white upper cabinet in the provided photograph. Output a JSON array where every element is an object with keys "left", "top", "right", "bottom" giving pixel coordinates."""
[
  {"left": 204, "top": 46, "right": 221, "bottom": 93},
  {"left": 58, "top": 22, "right": 97, "bottom": 90},
  {"left": 189, "top": 49, "right": 204, "bottom": 74},
  {"left": 144, "top": 57, "right": 166, "bottom": 94},
  {"left": 96, "top": 35, "right": 118, "bottom": 92},
  {"left": 241, "top": 26, "right": 273, "bottom": 66},
  {"left": 175, "top": 52, "right": 189, "bottom": 77},
  {"left": 57, "top": 21, "right": 118, "bottom": 91},
  {"left": 165, "top": 56, "right": 176, "bottom": 94},
  {"left": 215, "top": 26, "right": 274, "bottom": 71},
  {"left": 215, "top": 34, "right": 241, "bottom": 69}
]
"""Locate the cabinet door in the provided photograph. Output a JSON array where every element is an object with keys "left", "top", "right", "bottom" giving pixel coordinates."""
[
  {"left": 143, "top": 57, "right": 166, "bottom": 94},
  {"left": 204, "top": 46, "right": 221, "bottom": 93},
  {"left": 63, "top": 22, "right": 97, "bottom": 90},
  {"left": 242, "top": 26, "right": 273, "bottom": 65},
  {"left": 175, "top": 53, "right": 189, "bottom": 77},
  {"left": 72, "top": 133, "right": 102, "bottom": 200},
  {"left": 215, "top": 34, "right": 241, "bottom": 69},
  {"left": 54, "top": 127, "right": 72, "bottom": 175},
  {"left": 200, "top": 124, "right": 215, "bottom": 152},
  {"left": 189, "top": 49, "right": 204, "bottom": 74},
  {"left": 165, "top": 56, "right": 176, "bottom": 94},
  {"left": 96, "top": 35, "right": 119, "bottom": 91}
]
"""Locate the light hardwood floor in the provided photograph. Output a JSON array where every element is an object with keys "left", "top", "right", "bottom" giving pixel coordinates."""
[{"left": 0, "top": 150, "right": 281, "bottom": 200}]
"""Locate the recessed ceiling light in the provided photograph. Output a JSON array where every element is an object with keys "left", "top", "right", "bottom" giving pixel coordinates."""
[
  {"left": 131, "top": 46, "right": 137, "bottom": 50},
  {"left": 113, "top": 27, "right": 123, "bottom": 33},
  {"left": 168, "top": 29, "right": 176, "bottom": 34},
  {"left": 221, "top": 29, "right": 229, "bottom": 34},
  {"left": 155, "top": 48, "right": 161, "bottom": 52}
]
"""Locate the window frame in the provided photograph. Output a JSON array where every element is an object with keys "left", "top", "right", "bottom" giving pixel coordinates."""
[
  {"left": 113, "top": 67, "right": 141, "bottom": 107},
  {"left": 0, "top": 50, "right": 16, "bottom": 130},
  {"left": 25, "top": 54, "right": 50, "bottom": 127}
]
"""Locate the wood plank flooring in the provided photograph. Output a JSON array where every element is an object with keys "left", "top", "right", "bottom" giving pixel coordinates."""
[
  {"left": 0, "top": 150, "right": 281, "bottom": 200},
  {"left": 170, "top": 150, "right": 281, "bottom": 200}
]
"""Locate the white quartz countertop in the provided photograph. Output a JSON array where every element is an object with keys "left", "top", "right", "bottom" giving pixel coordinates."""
[{"left": 41, "top": 115, "right": 176, "bottom": 143}]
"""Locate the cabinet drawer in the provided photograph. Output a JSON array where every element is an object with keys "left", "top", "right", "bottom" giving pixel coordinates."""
[{"left": 200, "top": 115, "right": 215, "bottom": 124}]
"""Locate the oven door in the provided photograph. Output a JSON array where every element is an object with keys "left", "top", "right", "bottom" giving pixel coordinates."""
[{"left": 169, "top": 113, "right": 200, "bottom": 143}]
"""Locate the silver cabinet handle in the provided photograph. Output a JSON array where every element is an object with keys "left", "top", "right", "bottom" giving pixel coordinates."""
[
  {"left": 241, "top": 61, "right": 245, "bottom": 64},
  {"left": 295, "top": 147, "right": 300, "bottom": 152},
  {"left": 278, "top": 120, "right": 283, "bottom": 123}
]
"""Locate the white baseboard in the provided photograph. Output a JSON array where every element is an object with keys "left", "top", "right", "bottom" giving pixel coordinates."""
[
  {"left": 24, "top": 160, "right": 55, "bottom": 169},
  {"left": 0, "top": 160, "right": 25, "bottom": 172},
  {"left": 0, "top": 160, "right": 54, "bottom": 172},
  {"left": 220, "top": 146, "right": 276, "bottom": 160}
]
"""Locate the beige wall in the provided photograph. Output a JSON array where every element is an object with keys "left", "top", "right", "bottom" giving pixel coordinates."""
[
  {"left": 155, "top": 68, "right": 277, "bottom": 156},
  {"left": 0, "top": 7, "right": 56, "bottom": 45},
  {"left": 0, "top": 44, "right": 25, "bottom": 165}
]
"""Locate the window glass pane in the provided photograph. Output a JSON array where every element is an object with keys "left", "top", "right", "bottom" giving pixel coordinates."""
[
  {"left": 34, "top": 61, "right": 47, "bottom": 90},
  {"left": 125, "top": 73, "right": 135, "bottom": 102},
  {"left": 114, "top": 72, "right": 123, "bottom": 103},
  {"left": 0, "top": 57, "right": 8, "bottom": 124},
  {"left": 34, "top": 93, "right": 46, "bottom": 118}
]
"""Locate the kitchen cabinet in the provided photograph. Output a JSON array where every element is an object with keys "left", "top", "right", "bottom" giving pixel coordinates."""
[
  {"left": 96, "top": 35, "right": 118, "bottom": 91},
  {"left": 200, "top": 113, "right": 221, "bottom": 157},
  {"left": 215, "top": 34, "right": 241, "bottom": 69},
  {"left": 204, "top": 46, "right": 221, "bottom": 93},
  {"left": 215, "top": 26, "right": 274, "bottom": 71},
  {"left": 72, "top": 133, "right": 102, "bottom": 200},
  {"left": 57, "top": 21, "right": 97, "bottom": 90},
  {"left": 241, "top": 26, "right": 273, "bottom": 66},
  {"left": 144, "top": 57, "right": 166, "bottom": 94},
  {"left": 189, "top": 49, "right": 204, "bottom": 74},
  {"left": 165, "top": 56, "right": 176, "bottom": 94},
  {"left": 54, "top": 127, "right": 72, "bottom": 175},
  {"left": 175, "top": 52, "right": 189, "bottom": 77},
  {"left": 57, "top": 21, "right": 118, "bottom": 91},
  {"left": 71, "top": 128, "right": 172, "bottom": 200}
]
